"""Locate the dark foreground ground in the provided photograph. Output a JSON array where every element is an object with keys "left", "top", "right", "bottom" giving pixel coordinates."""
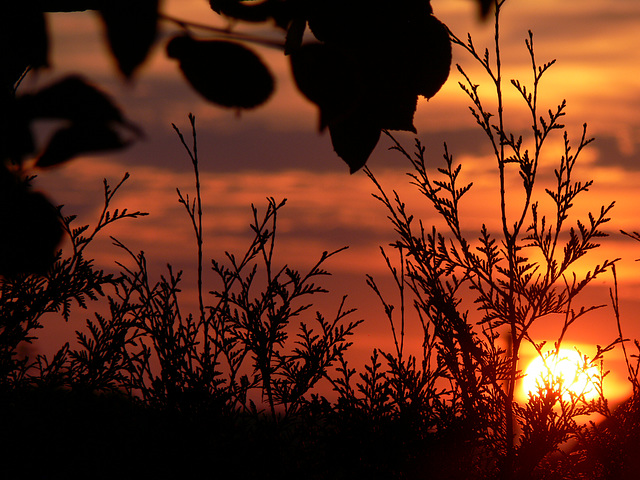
[{"left": 3, "top": 387, "right": 640, "bottom": 480}]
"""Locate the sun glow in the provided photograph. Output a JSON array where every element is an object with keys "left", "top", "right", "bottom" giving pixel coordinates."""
[{"left": 522, "top": 349, "right": 600, "bottom": 402}]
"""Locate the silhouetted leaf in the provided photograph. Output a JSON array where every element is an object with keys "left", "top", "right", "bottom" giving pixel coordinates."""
[
  {"left": 36, "top": 123, "right": 131, "bottom": 168},
  {"left": 167, "top": 36, "right": 274, "bottom": 109},
  {"left": 8, "top": 76, "right": 139, "bottom": 167},
  {"left": 290, "top": 43, "right": 360, "bottom": 130},
  {"left": 20, "top": 76, "right": 127, "bottom": 125},
  {"left": 0, "top": 93, "right": 34, "bottom": 164},
  {"left": 329, "top": 114, "right": 380, "bottom": 174},
  {"left": 306, "top": 0, "right": 364, "bottom": 45},
  {"left": 307, "top": 0, "right": 434, "bottom": 46},
  {"left": 406, "top": 14, "right": 452, "bottom": 100},
  {"left": 99, "top": 0, "right": 158, "bottom": 77},
  {"left": 284, "top": 17, "right": 306, "bottom": 55},
  {"left": 291, "top": 42, "right": 421, "bottom": 170},
  {"left": 0, "top": 173, "right": 63, "bottom": 276},
  {"left": 375, "top": 90, "right": 418, "bottom": 133},
  {"left": 352, "top": 10, "right": 451, "bottom": 102},
  {"left": 0, "top": 6, "right": 48, "bottom": 88},
  {"left": 37, "top": 0, "right": 102, "bottom": 12},
  {"left": 209, "top": 0, "right": 274, "bottom": 23},
  {"left": 291, "top": 3, "right": 451, "bottom": 170},
  {"left": 477, "top": 0, "right": 494, "bottom": 19}
]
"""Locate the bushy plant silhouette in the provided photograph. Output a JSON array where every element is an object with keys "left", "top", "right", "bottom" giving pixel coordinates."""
[
  {"left": 2, "top": 1, "right": 640, "bottom": 480},
  {"left": 0, "top": 114, "right": 366, "bottom": 479},
  {"left": 357, "top": 1, "right": 624, "bottom": 476}
]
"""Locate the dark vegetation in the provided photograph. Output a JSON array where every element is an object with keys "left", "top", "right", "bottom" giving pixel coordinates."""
[
  {"left": 2, "top": 0, "right": 640, "bottom": 479},
  {"left": 1, "top": 0, "right": 494, "bottom": 278}
]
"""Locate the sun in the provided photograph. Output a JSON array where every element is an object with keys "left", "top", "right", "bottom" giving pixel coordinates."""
[{"left": 522, "top": 349, "right": 599, "bottom": 402}]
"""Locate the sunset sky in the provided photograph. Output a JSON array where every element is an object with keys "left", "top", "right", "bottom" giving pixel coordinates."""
[{"left": 25, "top": 0, "right": 640, "bottom": 404}]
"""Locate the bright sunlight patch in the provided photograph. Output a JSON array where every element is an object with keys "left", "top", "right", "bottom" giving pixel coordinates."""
[{"left": 522, "top": 349, "right": 599, "bottom": 402}]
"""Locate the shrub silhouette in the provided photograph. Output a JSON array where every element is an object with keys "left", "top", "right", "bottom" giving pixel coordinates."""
[
  {"left": 356, "top": 3, "right": 621, "bottom": 475},
  {"left": 1, "top": 1, "right": 640, "bottom": 479},
  {"left": 1, "top": 0, "right": 495, "bottom": 276}
]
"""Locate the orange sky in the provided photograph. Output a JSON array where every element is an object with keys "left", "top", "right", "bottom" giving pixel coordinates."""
[{"left": 25, "top": 0, "right": 640, "bottom": 405}]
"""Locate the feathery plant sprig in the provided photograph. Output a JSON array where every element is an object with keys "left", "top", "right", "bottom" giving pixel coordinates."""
[
  {"left": 75, "top": 114, "right": 363, "bottom": 419},
  {"left": 0, "top": 173, "right": 147, "bottom": 391},
  {"left": 172, "top": 114, "right": 207, "bottom": 361},
  {"left": 0, "top": 111, "right": 362, "bottom": 426},
  {"left": 362, "top": 0, "right": 617, "bottom": 477}
]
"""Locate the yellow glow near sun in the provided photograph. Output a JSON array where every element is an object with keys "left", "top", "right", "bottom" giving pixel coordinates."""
[{"left": 522, "top": 349, "right": 599, "bottom": 402}]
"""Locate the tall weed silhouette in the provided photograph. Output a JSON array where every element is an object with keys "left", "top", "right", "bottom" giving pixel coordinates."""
[{"left": 357, "top": 1, "right": 620, "bottom": 478}]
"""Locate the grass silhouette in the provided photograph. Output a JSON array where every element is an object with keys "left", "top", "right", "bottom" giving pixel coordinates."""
[{"left": 2, "top": 1, "right": 640, "bottom": 479}]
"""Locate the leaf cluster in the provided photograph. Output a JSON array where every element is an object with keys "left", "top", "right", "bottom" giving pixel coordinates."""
[{"left": 0, "top": 0, "right": 494, "bottom": 277}]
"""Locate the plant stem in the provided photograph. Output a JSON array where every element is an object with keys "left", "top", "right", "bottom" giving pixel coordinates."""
[
  {"left": 188, "top": 114, "right": 208, "bottom": 362},
  {"left": 489, "top": 1, "right": 518, "bottom": 476}
]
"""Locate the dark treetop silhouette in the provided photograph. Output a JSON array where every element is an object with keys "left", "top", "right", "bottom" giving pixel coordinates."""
[{"left": 0, "top": 0, "right": 490, "bottom": 277}]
